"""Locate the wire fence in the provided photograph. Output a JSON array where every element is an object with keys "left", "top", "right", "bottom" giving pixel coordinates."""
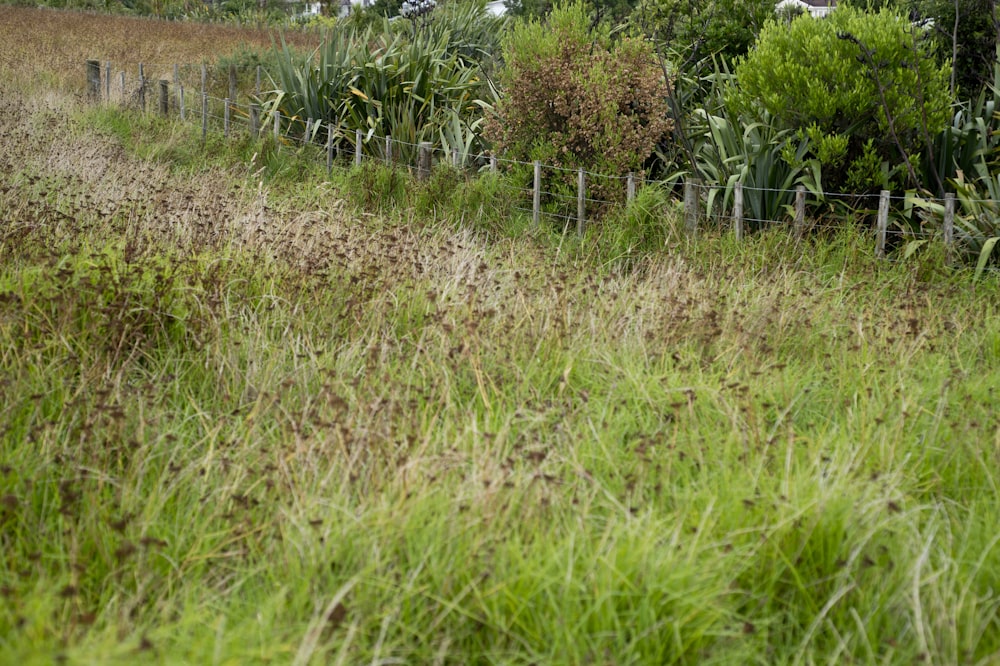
[{"left": 84, "top": 58, "right": 1000, "bottom": 274}]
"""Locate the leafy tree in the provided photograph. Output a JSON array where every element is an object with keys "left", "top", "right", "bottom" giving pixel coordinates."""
[
  {"left": 841, "top": 0, "right": 998, "bottom": 97},
  {"left": 730, "top": 7, "right": 953, "bottom": 194},
  {"left": 916, "top": 0, "right": 996, "bottom": 96},
  {"left": 631, "top": 0, "right": 776, "bottom": 65}
]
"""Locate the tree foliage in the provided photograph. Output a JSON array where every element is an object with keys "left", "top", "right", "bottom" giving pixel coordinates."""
[
  {"left": 631, "top": 0, "right": 776, "bottom": 64},
  {"left": 841, "top": 0, "right": 999, "bottom": 97},
  {"left": 730, "top": 7, "right": 953, "bottom": 193}
]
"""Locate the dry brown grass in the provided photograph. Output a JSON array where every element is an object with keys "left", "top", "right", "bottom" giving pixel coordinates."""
[{"left": 0, "top": 6, "right": 317, "bottom": 92}]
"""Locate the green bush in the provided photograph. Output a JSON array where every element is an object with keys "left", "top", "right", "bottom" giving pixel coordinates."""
[
  {"left": 485, "top": 0, "right": 672, "bottom": 216},
  {"left": 730, "top": 7, "right": 953, "bottom": 195}
]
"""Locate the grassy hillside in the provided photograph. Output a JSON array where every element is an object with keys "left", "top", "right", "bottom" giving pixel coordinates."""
[{"left": 2, "top": 8, "right": 1000, "bottom": 665}]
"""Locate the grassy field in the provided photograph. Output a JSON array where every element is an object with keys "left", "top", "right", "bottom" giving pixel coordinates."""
[{"left": 2, "top": 8, "right": 1000, "bottom": 665}]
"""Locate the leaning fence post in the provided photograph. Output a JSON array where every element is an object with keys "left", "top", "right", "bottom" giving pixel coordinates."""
[
  {"left": 86, "top": 60, "right": 101, "bottom": 102},
  {"left": 794, "top": 185, "right": 806, "bottom": 238},
  {"left": 626, "top": 172, "right": 636, "bottom": 202},
  {"left": 734, "top": 181, "right": 744, "bottom": 242},
  {"left": 532, "top": 160, "right": 541, "bottom": 228},
  {"left": 943, "top": 193, "right": 955, "bottom": 263},
  {"left": 577, "top": 168, "right": 586, "bottom": 236},
  {"left": 159, "top": 80, "right": 169, "bottom": 116},
  {"left": 418, "top": 142, "right": 432, "bottom": 180},
  {"left": 355, "top": 129, "right": 363, "bottom": 166},
  {"left": 683, "top": 178, "right": 701, "bottom": 237},
  {"left": 249, "top": 103, "right": 259, "bottom": 137},
  {"left": 875, "top": 189, "right": 890, "bottom": 258}
]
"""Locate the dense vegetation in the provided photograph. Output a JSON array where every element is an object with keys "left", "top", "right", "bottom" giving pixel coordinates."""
[
  {"left": 5, "top": 0, "right": 999, "bottom": 247},
  {"left": 250, "top": 0, "right": 1000, "bottom": 265},
  {"left": 2, "top": 4, "right": 1000, "bottom": 665}
]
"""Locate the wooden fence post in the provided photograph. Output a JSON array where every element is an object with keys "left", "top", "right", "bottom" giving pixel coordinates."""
[
  {"left": 172, "top": 64, "right": 179, "bottom": 110},
  {"left": 179, "top": 84, "right": 185, "bottom": 121},
  {"left": 451, "top": 148, "right": 459, "bottom": 168},
  {"left": 489, "top": 154, "right": 497, "bottom": 173},
  {"left": 201, "top": 93, "right": 208, "bottom": 142},
  {"left": 249, "top": 103, "right": 259, "bottom": 137},
  {"left": 793, "top": 185, "right": 806, "bottom": 238},
  {"left": 200, "top": 63, "right": 207, "bottom": 99},
  {"left": 274, "top": 110, "right": 281, "bottom": 146},
  {"left": 734, "top": 181, "right": 744, "bottom": 242},
  {"left": 159, "top": 80, "right": 169, "bottom": 116},
  {"left": 418, "top": 142, "right": 432, "bottom": 180},
  {"left": 304, "top": 118, "right": 313, "bottom": 144},
  {"left": 576, "top": 167, "right": 586, "bottom": 236},
  {"left": 683, "top": 178, "right": 700, "bottom": 237},
  {"left": 105, "top": 61, "right": 111, "bottom": 102},
  {"left": 224, "top": 98, "right": 230, "bottom": 138},
  {"left": 355, "top": 129, "right": 363, "bottom": 166},
  {"left": 138, "top": 63, "right": 146, "bottom": 112},
  {"left": 384, "top": 136, "right": 393, "bottom": 165},
  {"left": 943, "top": 193, "right": 955, "bottom": 264},
  {"left": 532, "top": 160, "right": 541, "bottom": 228},
  {"left": 255, "top": 65, "right": 261, "bottom": 97},
  {"left": 86, "top": 60, "right": 101, "bottom": 102},
  {"left": 119, "top": 71, "right": 125, "bottom": 108},
  {"left": 875, "top": 189, "right": 890, "bottom": 258},
  {"left": 626, "top": 172, "right": 636, "bottom": 203}
]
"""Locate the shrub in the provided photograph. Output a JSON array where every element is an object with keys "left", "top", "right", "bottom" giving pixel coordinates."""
[
  {"left": 484, "top": 0, "right": 672, "bottom": 212},
  {"left": 729, "top": 7, "right": 953, "bottom": 195}
]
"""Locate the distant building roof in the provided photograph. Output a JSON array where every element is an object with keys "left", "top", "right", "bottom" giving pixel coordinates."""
[{"left": 776, "top": 0, "right": 836, "bottom": 17}]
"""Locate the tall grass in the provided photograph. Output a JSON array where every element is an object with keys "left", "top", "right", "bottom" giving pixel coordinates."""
[{"left": 2, "top": 10, "right": 1000, "bottom": 665}]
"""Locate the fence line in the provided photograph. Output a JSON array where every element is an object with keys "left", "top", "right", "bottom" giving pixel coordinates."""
[{"left": 84, "top": 60, "right": 999, "bottom": 271}]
